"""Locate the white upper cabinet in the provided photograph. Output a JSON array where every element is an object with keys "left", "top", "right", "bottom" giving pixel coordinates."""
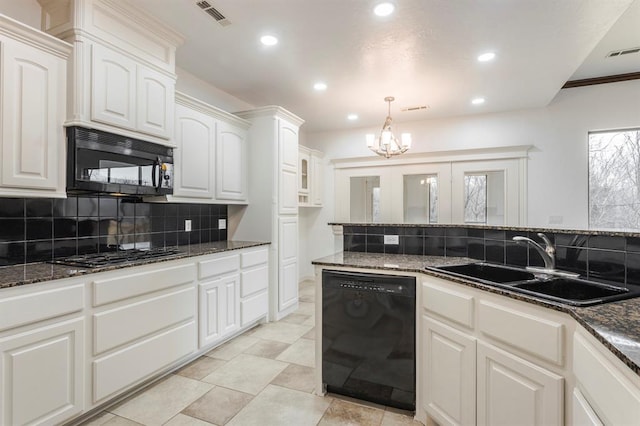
[
  {"left": 0, "top": 14, "right": 71, "bottom": 198},
  {"left": 173, "top": 102, "right": 215, "bottom": 199},
  {"left": 216, "top": 120, "right": 248, "bottom": 201},
  {"left": 137, "top": 66, "right": 175, "bottom": 139},
  {"left": 170, "top": 92, "right": 250, "bottom": 204},
  {"left": 91, "top": 45, "right": 137, "bottom": 130},
  {"left": 39, "top": 0, "right": 184, "bottom": 145},
  {"left": 279, "top": 120, "right": 299, "bottom": 214},
  {"left": 298, "top": 145, "right": 323, "bottom": 207}
]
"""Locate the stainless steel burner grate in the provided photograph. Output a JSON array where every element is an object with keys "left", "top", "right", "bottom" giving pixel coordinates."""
[{"left": 52, "top": 248, "right": 181, "bottom": 268}]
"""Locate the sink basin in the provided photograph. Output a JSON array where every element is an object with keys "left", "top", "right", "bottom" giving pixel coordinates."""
[
  {"left": 512, "top": 278, "right": 633, "bottom": 306},
  {"left": 429, "top": 263, "right": 536, "bottom": 284},
  {"left": 427, "top": 262, "right": 640, "bottom": 306}
]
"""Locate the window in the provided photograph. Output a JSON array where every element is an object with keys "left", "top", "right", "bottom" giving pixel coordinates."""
[
  {"left": 350, "top": 176, "right": 380, "bottom": 222},
  {"left": 589, "top": 128, "right": 640, "bottom": 229},
  {"left": 403, "top": 174, "right": 438, "bottom": 223},
  {"left": 464, "top": 174, "right": 487, "bottom": 223}
]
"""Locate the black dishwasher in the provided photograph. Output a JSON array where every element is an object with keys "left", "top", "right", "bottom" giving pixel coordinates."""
[{"left": 322, "top": 270, "right": 416, "bottom": 411}]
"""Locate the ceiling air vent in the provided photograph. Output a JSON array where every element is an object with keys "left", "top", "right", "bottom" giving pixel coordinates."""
[
  {"left": 401, "top": 105, "right": 430, "bottom": 112},
  {"left": 606, "top": 47, "right": 640, "bottom": 58},
  {"left": 196, "top": 0, "right": 231, "bottom": 27}
]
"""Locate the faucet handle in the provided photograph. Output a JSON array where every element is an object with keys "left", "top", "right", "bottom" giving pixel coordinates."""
[{"left": 537, "top": 233, "right": 555, "bottom": 253}]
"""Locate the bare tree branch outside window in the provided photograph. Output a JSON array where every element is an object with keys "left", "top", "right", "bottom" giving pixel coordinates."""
[
  {"left": 589, "top": 129, "right": 640, "bottom": 229},
  {"left": 464, "top": 174, "right": 487, "bottom": 223}
]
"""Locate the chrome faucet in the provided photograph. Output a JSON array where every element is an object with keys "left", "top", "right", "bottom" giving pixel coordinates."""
[{"left": 513, "top": 233, "right": 556, "bottom": 271}]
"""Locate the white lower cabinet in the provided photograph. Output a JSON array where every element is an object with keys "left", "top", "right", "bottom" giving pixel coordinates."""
[
  {"left": 0, "top": 317, "right": 84, "bottom": 426},
  {"left": 573, "top": 330, "right": 640, "bottom": 425},
  {"left": 93, "top": 321, "right": 196, "bottom": 403},
  {"left": 278, "top": 217, "right": 298, "bottom": 312},
  {"left": 421, "top": 276, "right": 565, "bottom": 426},
  {"left": 477, "top": 341, "right": 563, "bottom": 426},
  {"left": 0, "top": 245, "right": 269, "bottom": 423},
  {"left": 199, "top": 274, "right": 240, "bottom": 348},
  {"left": 91, "top": 264, "right": 198, "bottom": 404},
  {"left": 240, "top": 248, "right": 269, "bottom": 326},
  {"left": 198, "top": 247, "right": 270, "bottom": 347},
  {"left": 423, "top": 317, "right": 476, "bottom": 426},
  {"left": 571, "top": 388, "right": 603, "bottom": 426}
]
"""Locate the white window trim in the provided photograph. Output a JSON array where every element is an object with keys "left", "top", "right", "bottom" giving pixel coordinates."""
[{"left": 332, "top": 145, "right": 531, "bottom": 225}]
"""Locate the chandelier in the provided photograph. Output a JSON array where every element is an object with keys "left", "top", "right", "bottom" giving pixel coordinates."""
[{"left": 366, "top": 96, "right": 411, "bottom": 158}]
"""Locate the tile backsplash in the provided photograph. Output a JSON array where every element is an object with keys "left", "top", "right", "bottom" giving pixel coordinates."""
[
  {"left": 342, "top": 225, "right": 640, "bottom": 287},
  {"left": 0, "top": 196, "right": 228, "bottom": 266}
]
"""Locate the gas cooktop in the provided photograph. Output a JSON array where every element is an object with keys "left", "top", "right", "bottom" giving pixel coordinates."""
[{"left": 52, "top": 248, "right": 182, "bottom": 268}]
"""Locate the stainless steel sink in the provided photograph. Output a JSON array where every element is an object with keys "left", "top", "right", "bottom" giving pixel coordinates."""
[{"left": 427, "top": 263, "right": 640, "bottom": 306}]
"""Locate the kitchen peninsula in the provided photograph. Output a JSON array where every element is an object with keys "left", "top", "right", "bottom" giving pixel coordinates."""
[{"left": 313, "top": 223, "right": 640, "bottom": 426}]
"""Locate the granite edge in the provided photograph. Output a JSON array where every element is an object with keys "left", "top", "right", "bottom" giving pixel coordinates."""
[{"left": 328, "top": 222, "right": 640, "bottom": 238}]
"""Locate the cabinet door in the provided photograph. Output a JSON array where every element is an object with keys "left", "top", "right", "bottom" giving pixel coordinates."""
[
  {"left": 1, "top": 37, "right": 65, "bottom": 191},
  {"left": 477, "top": 341, "right": 563, "bottom": 426},
  {"left": 311, "top": 152, "right": 323, "bottom": 206},
  {"left": 0, "top": 317, "right": 84, "bottom": 426},
  {"left": 220, "top": 274, "right": 240, "bottom": 335},
  {"left": 137, "top": 66, "right": 174, "bottom": 139},
  {"left": 298, "top": 149, "right": 310, "bottom": 194},
  {"left": 173, "top": 104, "right": 215, "bottom": 199},
  {"left": 216, "top": 120, "right": 248, "bottom": 201},
  {"left": 199, "top": 274, "right": 240, "bottom": 348},
  {"left": 91, "top": 44, "right": 137, "bottom": 130},
  {"left": 279, "top": 120, "right": 298, "bottom": 214},
  {"left": 571, "top": 388, "right": 603, "bottom": 426},
  {"left": 423, "top": 316, "right": 476, "bottom": 426},
  {"left": 278, "top": 217, "right": 298, "bottom": 312}
]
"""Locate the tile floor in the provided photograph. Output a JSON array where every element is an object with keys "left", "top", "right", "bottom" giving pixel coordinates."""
[{"left": 81, "top": 280, "right": 422, "bottom": 426}]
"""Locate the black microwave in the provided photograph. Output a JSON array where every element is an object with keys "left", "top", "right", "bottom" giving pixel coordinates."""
[{"left": 66, "top": 126, "right": 174, "bottom": 196}]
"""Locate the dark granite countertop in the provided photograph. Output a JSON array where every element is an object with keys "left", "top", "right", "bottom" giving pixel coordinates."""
[
  {"left": 313, "top": 251, "right": 640, "bottom": 377},
  {"left": 0, "top": 241, "right": 270, "bottom": 290}
]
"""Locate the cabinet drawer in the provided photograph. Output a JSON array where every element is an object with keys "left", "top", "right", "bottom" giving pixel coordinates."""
[
  {"left": 0, "top": 284, "right": 84, "bottom": 332},
  {"left": 93, "top": 263, "right": 196, "bottom": 306},
  {"left": 199, "top": 254, "right": 240, "bottom": 280},
  {"left": 93, "top": 321, "right": 196, "bottom": 403},
  {"left": 573, "top": 331, "right": 640, "bottom": 425},
  {"left": 422, "top": 280, "right": 474, "bottom": 328},
  {"left": 241, "top": 265, "right": 269, "bottom": 297},
  {"left": 93, "top": 287, "right": 195, "bottom": 355},
  {"left": 478, "top": 300, "right": 563, "bottom": 365},
  {"left": 241, "top": 248, "right": 268, "bottom": 268},
  {"left": 241, "top": 291, "right": 268, "bottom": 326}
]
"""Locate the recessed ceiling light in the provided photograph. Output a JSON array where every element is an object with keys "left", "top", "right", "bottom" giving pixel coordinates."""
[
  {"left": 347, "top": 114, "right": 358, "bottom": 121},
  {"left": 471, "top": 97, "right": 485, "bottom": 105},
  {"left": 374, "top": 3, "right": 395, "bottom": 17},
  {"left": 260, "top": 35, "right": 278, "bottom": 46},
  {"left": 313, "top": 82, "right": 327, "bottom": 91},
  {"left": 477, "top": 52, "right": 496, "bottom": 62}
]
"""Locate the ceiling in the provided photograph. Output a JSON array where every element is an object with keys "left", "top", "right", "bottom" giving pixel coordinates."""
[{"left": 128, "top": 0, "right": 639, "bottom": 132}]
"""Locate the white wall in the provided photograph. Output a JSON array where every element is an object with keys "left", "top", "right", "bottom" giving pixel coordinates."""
[
  {"left": 0, "top": 0, "right": 41, "bottom": 28},
  {"left": 298, "top": 80, "right": 640, "bottom": 279}
]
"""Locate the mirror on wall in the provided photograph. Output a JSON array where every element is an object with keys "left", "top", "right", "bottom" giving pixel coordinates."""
[
  {"left": 404, "top": 174, "right": 438, "bottom": 223},
  {"left": 350, "top": 176, "right": 380, "bottom": 222}
]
